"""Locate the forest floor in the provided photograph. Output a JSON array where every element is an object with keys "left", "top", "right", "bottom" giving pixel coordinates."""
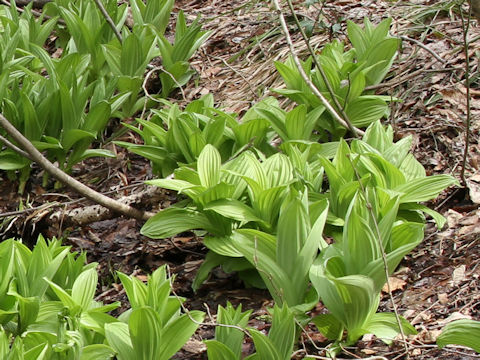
[{"left": 1, "top": 0, "right": 480, "bottom": 359}]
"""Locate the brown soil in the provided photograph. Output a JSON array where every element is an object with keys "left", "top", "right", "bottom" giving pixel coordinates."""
[{"left": 1, "top": 0, "right": 479, "bottom": 359}]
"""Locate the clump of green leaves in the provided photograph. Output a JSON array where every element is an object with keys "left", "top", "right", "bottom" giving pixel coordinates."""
[
  {"left": 0, "top": 236, "right": 203, "bottom": 360},
  {"left": 115, "top": 94, "right": 278, "bottom": 177},
  {"left": 0, "top": 0, "right": 210, "bottom": 192},
  {"left": 274, "top": 18, "right": 400, "bottom": 138},
  {"left": 206, "top": 303, "right": 296, "bottom": 360}
]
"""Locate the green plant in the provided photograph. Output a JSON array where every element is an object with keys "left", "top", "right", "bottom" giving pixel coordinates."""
[
  {"left": 105, "top": 265, "right": 204, "bottom": 360},
  {"left": 141, "top": 145, "right": 319, "bottom": 288},
  {"left": 437, "top": 319, "right": 480, "bottom": 353},
  {"left": 0, "top": 236, "right": 203, "bottom": 359},
  {"left": 320, "top": 121, "right": 457, "bottom": 236},
  {"left": 115, "top": 94, "right": 276, "bottom": 177},
  {"left": 309, "top": 192, "right": 418, "bottom": 348},
  {"left": 0, "top": 0, "right": 210, "bottom": 192},
  {"left": 206, "top": 303, "right": 296, "bottom": 360},
  {"left": 274, "top": 18, "right": 400, "bottom": 138},
  {"left": 211, "top": 187, "right": 328, "bottom": 308},
  {"left": 156, "top": 11, "right": 211, "bottom": 97}
]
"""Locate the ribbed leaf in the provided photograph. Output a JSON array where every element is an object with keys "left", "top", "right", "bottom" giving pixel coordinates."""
[
  {"left": 157, "top": 311, "right": 204, "bottom": 359},
  {"left": 141, "top": 207, "right": 213, "bottom": 239},
  {"left": 394, "top": 174, "right": 458, "bottom": 203},
  {"left": 437, "top": 319, "right": 480, "bottom": 352},
  {"left": 198, "top": 144, "right": 221, "bottom": 188},
  {"left": 105, "top": 322, "right": 134, "bottom": 360},
  {"left": 71, "top": 268, "right": 98, "bottom": 311},
  {"left": 205, "top": 340, "right": 239, "bottom": 360}
]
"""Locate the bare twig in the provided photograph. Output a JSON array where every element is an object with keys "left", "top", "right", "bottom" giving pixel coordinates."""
[
  {"left": 460, "top": 2, "right": 473, "bottom": 185},
  {"left": 400, "top": 36, "right": 446, "bottom": 64},
  {"left": 270, "top": 0, "right": 364, "bottom": 137},
  {"left": 0, "top": 113, "right": 154, "bottom": 221},
  {"left": 92, "top": 0, "right": 123, "bottom": 43},
  {"left": 285, "top": 0, "right": 353, "bottom": 126},
  {"left": 0, "top": 134, "right": 32, "bottom": 160}
]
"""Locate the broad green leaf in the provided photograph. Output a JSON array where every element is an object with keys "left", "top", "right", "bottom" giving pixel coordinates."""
[
  {"left": 399, "top": 153, "right": 426, "bottom": 180},
  {"left": 277, "top": 190, "right": 310, "bottom": 278},
  {"left": 345, "top": 96, "right": 387, "bottom": 127},
  {"left": 400, "top": 203, "right": 446, "bottom": 229},
  {"left": 394, "top": 175, "right": 458, "bottom": 203},
  {"left": 0, "top": 330, "right": 7, "bottom": 358},
  {"left": 129, "top": 307, "right": 162, "bottom": 360},
  {"left": 248, "top": 329, "right": 281, "bottom": 360},
  {"left": 437, "top": 319, "right": 480, "bottom": 352},
  {"left": 145, "top": 178, "right": 203, "bottom": 194},
  {"left": 205, "top": 340, "right": 238, "bottom": 360},
  {"left": 61, "top": 129, "right": 95, "bottom": 152},
  {"left": 105, "top": 322, "right": 135, "bottom": 360},
  {"left": 157, "top": 311, "right": 204, "bottom": 359},
  {"left": 263, "top": 153, "right": 294, "bottom": 188},
  {"left": 310, "top": 258, "right": 378, "bottom": 342},
  {"left": 71, "top": 268, "right": 98, "bottom": 311},
  {"left": 141, "top": 207, "right": 214, "bottom": 239},
  {"left": 80, "top": 344, "right": 115, "bottom": 360},
  {"left": 0, "top": 152, "right": 30, "bottom": 170},
  {"left": 198, "top": 144, "right": 221, "bottom": 188},
  {"left": 343, "top": 195, "right": 381, "bottom": 273},
  {"left": 268, "top": 305, "right": 295, "bottom": 360},
  {"left": 30, "top": 247, "right": 70, "bottom": 298},
  {"left": 121, "top": 33, "right": 145, "bottom": 77},
  {"left": 204, "top": 199, "right": 262, "bottom": 223},
  {"left": 364, "top": 313, "right": 416, "bottom": 345}
]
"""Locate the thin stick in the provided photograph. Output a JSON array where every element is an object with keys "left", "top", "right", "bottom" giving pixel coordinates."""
[
  {"left": 270, "top": 0, "right": 364, "bottom": 137},
  {"left": 92, "top": 0, "right": 123, "bottom": 43},
  {"left": 460, "top": 3, "right": 473, "bottom": 185},
  {"left": 400, "top": 36, "right": 446, "bottom": 64},
  {"left": 0, "top": 113, "right": 154, "bottom": 221},
  {"left": 285, "top": 0, "right": 353, "bottom": 127},
  {"left": 0, "top": 134, "right": 32, "bottom": 160}
]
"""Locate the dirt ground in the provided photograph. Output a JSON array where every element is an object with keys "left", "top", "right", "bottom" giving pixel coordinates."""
[{"left": 1, "top": 0, "right": 480, "bottom": 358}]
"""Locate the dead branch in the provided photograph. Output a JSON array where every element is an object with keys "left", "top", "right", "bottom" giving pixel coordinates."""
[{"left": 0, "top": 113, "right": 155, "bottom": 222}]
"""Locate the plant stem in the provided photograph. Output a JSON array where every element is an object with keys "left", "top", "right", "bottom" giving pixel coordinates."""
[
  {"left": 270, "top": 0, "right": 364, "bottom": 137},
  {"left": 0, "top": 113, "right": 154, "bottom": 221},
  {"left": 460, "top": 2, "right": 473, "bottom": 186}
]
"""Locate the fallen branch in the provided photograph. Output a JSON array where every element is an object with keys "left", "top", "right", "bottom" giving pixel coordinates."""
[
  {"left": 47, "top": 185, "right": 165, "bottom": 226},
  {"left": 0, "top": 113, "right": 155, "bottom": 222}
]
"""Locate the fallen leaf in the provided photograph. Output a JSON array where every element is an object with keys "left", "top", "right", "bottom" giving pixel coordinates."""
[
  {"left": 438, "top": 312, "right": 472, "bottom": 326},
  {"left": 382, "top": 276, "right": 407, "bottom": 293},
  {"left": 451, "top": 265, "right": 466, "bottom": 285}
]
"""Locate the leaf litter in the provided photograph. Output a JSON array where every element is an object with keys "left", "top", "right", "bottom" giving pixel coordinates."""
[{"left": 1, "top": 0, "right": 480, "bottom": 358}]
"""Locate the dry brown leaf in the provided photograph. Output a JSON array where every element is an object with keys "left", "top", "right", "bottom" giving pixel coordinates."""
[
  {"left": 451, "top": 265, "right": 466, "bottom": 285},
  {"left": 382, "top": 276, "right": 407, "bottom": 293}
]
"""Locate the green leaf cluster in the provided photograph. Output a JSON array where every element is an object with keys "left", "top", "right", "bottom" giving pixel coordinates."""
[
  {"left": 274, "top": 18, "right": 400, "bottom": 138},
  {"left": 0, "top": 236, "right": 203, "bottom": 360},
  {"left": 0, "top": 0, "right": 209, "bottom": 192},
  {"left": 206, "top": 303, "right": 296, "bottom": 360}
]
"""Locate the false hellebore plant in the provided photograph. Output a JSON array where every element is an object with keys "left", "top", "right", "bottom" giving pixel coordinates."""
[{"left": 142, "top": 120, "right": 457, "bottom": 351}]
